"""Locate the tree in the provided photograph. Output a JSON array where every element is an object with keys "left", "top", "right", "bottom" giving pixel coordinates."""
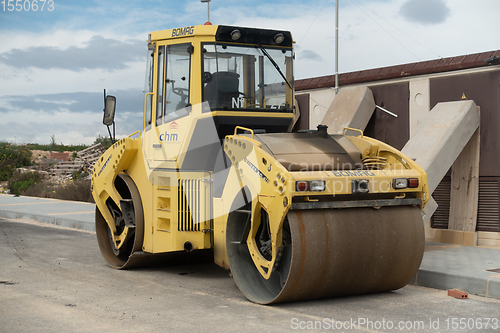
[
  {"left": 50, "top": 135, "right": 57, "bottom": 152},
  {"left": 0, "top": 142, "right": 32, "bottom": 181},
  {"left": 93, "top": 134, "right": 113, "bottom": 150}
]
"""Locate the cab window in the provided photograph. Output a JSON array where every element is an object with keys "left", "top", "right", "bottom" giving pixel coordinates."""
[
  {"left": 202, "top": 43, "right": 293, "bottom": 112},
  {"left": 156, "top": 43, "right": 192, "bottom": 125}
]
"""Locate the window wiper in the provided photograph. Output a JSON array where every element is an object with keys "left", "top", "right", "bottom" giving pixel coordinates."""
[{"left": 256, "top": 43, "right": 292, "bottom": 90}]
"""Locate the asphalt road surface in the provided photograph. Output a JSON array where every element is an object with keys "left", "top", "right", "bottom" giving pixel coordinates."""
[{"left": 1, "top": 217, "right": 500, "bottom": 333}]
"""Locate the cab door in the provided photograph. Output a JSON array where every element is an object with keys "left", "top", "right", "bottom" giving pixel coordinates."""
[{"left": 144, "top": 42, "right": 193, "bottom": 167}]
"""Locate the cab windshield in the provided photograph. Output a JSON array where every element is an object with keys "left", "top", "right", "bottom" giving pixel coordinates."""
[{"left": 202, "top": 43, "right": 293, "bottom": 112}]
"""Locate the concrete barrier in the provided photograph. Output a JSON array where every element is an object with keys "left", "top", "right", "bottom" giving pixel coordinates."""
[
  {"left": 402, "top": 100, "right": 480, "bottom": 194},
  {"left": 321, "top": 86, "right": 375, "bottom": 134}
]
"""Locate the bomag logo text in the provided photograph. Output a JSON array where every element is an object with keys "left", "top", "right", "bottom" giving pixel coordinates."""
[
  {"left": 159, "top": 131, "right": 178, "bottom": 142},
  {"left": 172, "top": 26, "right": 194, "bottom": 37}
]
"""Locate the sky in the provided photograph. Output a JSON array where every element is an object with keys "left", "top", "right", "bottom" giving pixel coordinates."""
[{"left": 0, "top": 0, "right": 498, "bottom": 145}]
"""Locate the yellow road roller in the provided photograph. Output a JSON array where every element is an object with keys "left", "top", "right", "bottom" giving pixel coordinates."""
[{"left": 91, "top": 24, "right": 429, "bottom": 304}]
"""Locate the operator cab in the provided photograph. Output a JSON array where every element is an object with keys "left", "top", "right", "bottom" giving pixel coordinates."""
[
  {"left": 144, "top": 25, "right": 295, "bottom": 137},
  {"left": 142, "top": 25, "right": 296, "bottom": 170}
]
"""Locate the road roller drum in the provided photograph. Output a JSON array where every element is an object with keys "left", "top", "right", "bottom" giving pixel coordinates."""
[{"left": 227, "top": 206, "right": 424, "bottom": 304}]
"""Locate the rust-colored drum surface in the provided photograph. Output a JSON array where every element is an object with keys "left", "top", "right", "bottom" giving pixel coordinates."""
[{"left": 227, "top": 206, "right": 424, "bottom": 304}]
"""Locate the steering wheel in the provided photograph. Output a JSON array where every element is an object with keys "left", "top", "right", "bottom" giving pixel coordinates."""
[{"left": 172, "top": 87, "right": 189, "bottom": 98}]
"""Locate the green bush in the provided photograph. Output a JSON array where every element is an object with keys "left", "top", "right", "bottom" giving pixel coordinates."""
[
  {"left": 0, "top": 137, "right": 104, "bottom": 202},
  {"left": 26, "top": 142, "right": 88, "bottom": 152},
  {"left": 21, "top": 180, "right": 57, "bottom": 198},
  {"left": 72, "top": 170, "right": 89, "bottom": 180},
  {"left": 56, "top": 178, "right": 94, "bottom": 203},
  {"left": 7, "top": 171, "right": 42, "bottom": 195},
  {"left": 0, "top": 142, "right": 32, "bottom": 181},
  {"left": 6, "top": 173, "right": 93, "bottom": 203},
  {"left": 0, "top": 164, "right": 13, "bottom": 181}
]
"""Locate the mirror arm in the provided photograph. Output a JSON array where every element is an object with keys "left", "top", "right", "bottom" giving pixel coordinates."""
[{"left": 107, "top": 123, "right": 115, "bottom": 144}]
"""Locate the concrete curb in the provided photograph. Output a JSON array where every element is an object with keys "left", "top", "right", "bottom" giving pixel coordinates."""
[
  {"left": 0, "top": 194, "right": 96, "bottom": 232},
  {"left": 412, "top": 270, "right": 500, "bottom": 299},
  {"left": 0, "top": 209, "right": 95, "bottom": 232},
  {"left": 412, "top": 244, "right": 500, "bottom": 299}
]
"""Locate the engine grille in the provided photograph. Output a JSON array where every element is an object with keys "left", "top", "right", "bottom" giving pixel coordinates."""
[{"left": 178, "top": 179, "right": 201, "bottom": 231}]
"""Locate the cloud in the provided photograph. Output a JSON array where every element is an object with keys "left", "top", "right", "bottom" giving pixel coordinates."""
[
  {"left": 399, "top": 0, "right": 451, "bottom": 25},
  {"left": 0, "top": 0, "right": 498, "bottom": 146},
  {"left": 0, "top": 36, "right": 144, "bottom": 71},
  {"left": 0, "top": 89, "right": 143, "bottom": 114},
  {"left": 300, "top": 50, "right": 323, "bottom": 62},
  {"left": 0, "top": 108, "right": 143, "bottom": 145},
  {"left": 0, "top": 89, "right": 144, "bottom": 144}
]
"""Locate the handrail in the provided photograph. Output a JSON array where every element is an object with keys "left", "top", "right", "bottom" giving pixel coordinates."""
[
  {"left": 143, "top": 92, "right": 154, "bottom": 129},
  {"left": 129, "top": 130, "right": 141, "bottom": 138},
  {"left": 231, "top": 126, "right": 261, "bottom": 147},
  {"left": 234, "top": 126, "right": 254, "bottom": 139},
  {"left": 342, "top": 127, "right": 364, "bottom": 138}
]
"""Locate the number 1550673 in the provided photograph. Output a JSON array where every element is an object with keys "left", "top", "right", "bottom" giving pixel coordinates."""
[{"left": 1, "top": 0, "right": 54, "bottom": 11}]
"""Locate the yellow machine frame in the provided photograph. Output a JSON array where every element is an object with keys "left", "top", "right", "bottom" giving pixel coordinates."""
[{"left": 91, "top": 24, "right": 429, "bottom": 304}]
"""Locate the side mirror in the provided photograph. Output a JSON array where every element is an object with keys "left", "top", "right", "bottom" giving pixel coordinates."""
[{"left": 103, "top": 95, "right": 116, "bottom": 126}]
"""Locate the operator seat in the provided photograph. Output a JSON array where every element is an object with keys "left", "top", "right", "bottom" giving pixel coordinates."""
[{"left": 204, "top": 71, "right": 240, "bottom": 110}]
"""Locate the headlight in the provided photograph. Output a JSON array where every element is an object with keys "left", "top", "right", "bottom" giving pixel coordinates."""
[
  {"left": 230, "top": 29, "right": 241, "bottom": 41},
  {"left": 274, "top": 33, "right": 285, "bottom": 44},
  {"left": 392, "top": 178, "right": 419, "bottom": 189},
  {"left": 393, "top": 178, "right": 408, "bottom": 189},
  {"left": 309, "top": 180, "right": 325, "bottom": 192},
  {"left": 296, "top": 180, "right": 325, "bottom": 192}
]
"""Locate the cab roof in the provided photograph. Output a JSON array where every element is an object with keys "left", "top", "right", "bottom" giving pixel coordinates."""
[{"left": 149, "top": 25, "right": 293, "bottom": 48}]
